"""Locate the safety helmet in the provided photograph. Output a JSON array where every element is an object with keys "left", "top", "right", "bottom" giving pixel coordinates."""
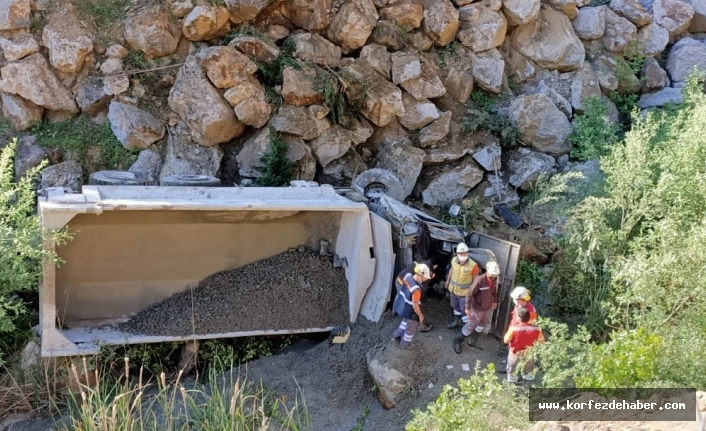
[
  {"left": 456, "top": 243, "right": 469, "bottom": 253},
  {"left": 486, "top": 261, "right": 500, "bottom": 276},
  {"left": 511, "top": 286, "right": 531, "bottom": 302},
  {"left": 414, "top": 263, "right": 432, "bottom": 279}
]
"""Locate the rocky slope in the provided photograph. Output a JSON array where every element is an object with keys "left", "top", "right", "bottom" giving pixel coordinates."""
[{"left": 1, "top": 0, "right": 705, "bottom": 206}]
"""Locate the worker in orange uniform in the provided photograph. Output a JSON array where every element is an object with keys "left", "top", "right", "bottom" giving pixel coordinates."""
[
  {"left": 391, "top": 263, "right": 433, "bottom": 350},
  {"left": 509, "top": 286, "right": 538, "bottom": 325},
  {"left": 452, "top": 261, "right": 501, "bottom": 354},
  {"left": 445, "top": 243, "right": 480, "bottom": 329},
  {"left": 503, "top": 307, "right": 545, "bottom": 383}
]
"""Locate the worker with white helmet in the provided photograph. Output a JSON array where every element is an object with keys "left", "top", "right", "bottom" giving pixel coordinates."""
[
  {"left": 444, "top": 243, "right": 480, "bottom": 329},
  {"left": 510, "top": 286, "right": 537, "bottom": 325},
  {"left": 452, "top": 260, "right": 501, "bottom": 354},
  {"left": 391, "top": 262, "right": 433, "bottom": 350}
]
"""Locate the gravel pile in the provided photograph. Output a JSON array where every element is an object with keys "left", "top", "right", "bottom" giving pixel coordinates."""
[{"left": 120, "top": 250, "right": 350, "bottom": 336}]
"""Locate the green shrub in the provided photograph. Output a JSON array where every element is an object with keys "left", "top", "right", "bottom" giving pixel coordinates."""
[
  {"left": 255, "top": 126, "right": 294, "bottom": 186},
  {"left": 569, "top": 96, "right": 619, "bottom": 161},
  {"left": 0, "top": 138, "right": 74, "bottom": 365},
  {"left": 461, "top": 90, "right": 520, "bottom": 148},
  {"left": 406, "top": 362, "right": 530, "bottom": 431}
]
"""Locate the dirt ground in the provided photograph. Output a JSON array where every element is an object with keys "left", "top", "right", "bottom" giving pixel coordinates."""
[{"left": 234, "top": 295, "right": 508, "bottom": 431}]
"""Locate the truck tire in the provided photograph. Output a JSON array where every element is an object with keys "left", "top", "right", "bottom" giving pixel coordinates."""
[
  {"left": 160, "top": 174, "right": 222, "bottom": 187},
  {"left": 352, "top": 168, "right": 405, "bottom": 201},
  {"left": 88, "top": 170, "right": 152, "bottom": 186}
]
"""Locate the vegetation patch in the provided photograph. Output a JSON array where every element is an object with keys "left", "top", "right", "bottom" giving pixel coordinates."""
[
  {"left": 569, "top": 96, "right": 619, "bottom": 161},
  {"left": 461, "top": 89, "right": 520, "bottom": 148},
  {"left": 0, "top": 139, "right": 74, "bottom": 365},
  {"left": 255, "top": 126, "right": 294, "bottom": 186},
  {"left": 436, "top": 40, "right": 461, "bottom": 68},
  {"left": 316, "top": 68, "right": 368, "bottom": 126},
  {"left": 29, "top": 116, "right": 140, "bottom": 180},
  {"left": 73, "top": 0, "right": 131, "bottom": 45}
]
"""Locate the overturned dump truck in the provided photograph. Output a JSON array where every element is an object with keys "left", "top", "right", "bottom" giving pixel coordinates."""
[{"left": 38, "top": 183, "right": 519, "bottom": 358}]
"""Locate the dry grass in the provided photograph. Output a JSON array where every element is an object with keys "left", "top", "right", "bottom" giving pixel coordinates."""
[{"left": 0, "top": 361, "right": 59, "bottom": 421}]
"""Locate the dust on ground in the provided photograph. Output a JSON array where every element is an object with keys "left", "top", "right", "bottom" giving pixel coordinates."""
[
  {"left": 234, "top": 297, "right": 507, "bottom": 431},
  {"left": 120, "top": 249, "right": 350, "bottom": 336}
]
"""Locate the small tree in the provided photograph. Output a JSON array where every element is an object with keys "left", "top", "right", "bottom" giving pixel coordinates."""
[
  {"left": 254, "top": 126, "right": 294, "bottom": 186},
  {"left": 0, "top": 138, "right": 73, "bottom": 364}
]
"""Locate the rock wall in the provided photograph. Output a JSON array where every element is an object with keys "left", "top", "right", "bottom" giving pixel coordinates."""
[{"left": 1, "top": 0, "right": 705, "bottom": 205}]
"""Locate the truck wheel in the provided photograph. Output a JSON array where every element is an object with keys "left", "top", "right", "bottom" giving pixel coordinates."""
[
  {"left": 160, "top": 174, "right": 221, "bottom": 187},
  {"left": 88, "top": 170, "right": 152, "bottom": 186},
  {"left": 352, "top": 168, "right": 405, "bottom": 201}
]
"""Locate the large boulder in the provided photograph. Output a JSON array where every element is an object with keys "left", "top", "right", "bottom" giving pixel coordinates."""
[
  {"left": 505, "top": 147, "right": 555, "bottom": 190},
  {"left": 390, "top": 52, "right": 422, "bottom": 85},
  {"left": 228, "top": 35, "right": 280, "bottom": 64},
  {"left": 224, "top": 0, "right": 268, "bottom": 23},
  {"left": 609, "top": 0, "right": 651, "bottom": 26},
  {"left": 160, "top": 121, "right": 223, "bottom": 182},
  {"left": 42, "top": 6, "right": 93, "bottom": 74},
  {"left": 570, "top": 63, "right": 603, "bottom": 113},
  {"left": 509, "top": 93, "right": 572, "bottom": 156},
  {"left": 421, "top": 160, "right": 485, "bottom": 206},
  {"left": 40, "top": 161, "right": 83, "bottom": 193},
  {"left": 397, "top": 92, "right": 439, "bottom": 130},
  {"left": 317, "top": 148, "right": 368, "bottom": 186},
  {"left": 602, "top": 8, "right": 637, "bottom": 53},
  {"left": 14, "top": 135, "right": 46, "bottom": 180},
  {"left": 124, "top": 4, "right": 181, "bottom": 58},
  {"left": 637, "top": 87, "right": 682, "bottom": 108},
  {"left": 470, "top": 49, "right": 505, "bottom": 93},
  {"left": 309, "top": 126, "right": 354, "bottom": 167},
  {"left": 107, "top": 101, "right": 166, "bottom": 150},
  {"left": 503, "top": 0, "right": 541, "bottom": 25},
  {"left": 342, "top": 61, "right": 405, "bottom": 127},
  {"left": 686, "top": 0, "right": 706, "bottom": 31},
  {"left": 236, "top": 126, "right": 316, "bottom": 180},
  {"left": 75, "top": 78, "right": 109, "bottom": 115},
  {"left": 457, "top": 2, "right": 507, "bottom": 52},
  {"left": 380, "top": 2, "right": 424, "bottom": 28},
  {"left": 665, "top": 37, "right": 706, "bottom": 83},
  {"left": 0, "top": 0, "right": 30, "bottom": 30},
  {"left": 1, "top": 92, "right": 42, "bottom": 131},
  {"left": 168, "top": 54, "right": 245, "bottom": 147},
  {"left": 326, "top": 0, "right": 379, "bottom": 53},
  {"left": 423, "top": 0, "right": 460, "bottom": 46},
  {"left": 281, "top": 65, "right": 326, "bottom": 106},
  {"left": 0, "top": 53, "right": 78, "bottom": 114},
  {"left": 511, "top": 4, "right": 585, "bottom": 72},
  {"left": 636, "top": 23, "right": 670, "bottom": 56},
  {"left": 359, "top": 44, "right": 392, "bottom": 80},
  {"left": 182, "top": 5, "right": 231, "bottom": 41},
  {"left": 270, "top": 104, "right": 331, "bottom": 140},
  {"left": 284, "top": 0, "right": 332, "bottom": 31},
  {"left": 652, "top": 0, "right": 695, "bottom": 36},
  {"left": 290, "top": 32, "right": 341, "bottom": 67},
  {"left": 366, "top": 345, "right": 413, "bottom": 410},
  {"left": 0, "top": 33, "right": 40, "bottom": 62},
  {"left": 641, "top": 57, "right": 669, "bottom": 92},
  {"left": 572, "top": 6, "right": 607, "bottom": 39},
  {"left": 223, "top": 76, "right": 271, "bottom": 127},
  {"left": 399, "top": 58, "right": 446, "bottom": 100},
  {"left": 375, "top": 141, "right": 425, "bottom": 199},
  {"left": 198, "top": 46, "right": 258, "bottom": 89},
  {"left": 419, "top": 111, "right": 452, "bottom": 147}
]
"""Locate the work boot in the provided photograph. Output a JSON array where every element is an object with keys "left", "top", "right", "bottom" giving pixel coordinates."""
[
  {"left": 466, "top": 331, "right": 481, "bottom": 348},
  {"left": 419, "top": 322, "right": 433, "bottom": 332},
  {"left": 453, "top": 334, "right": 464, "bottom": 354},
  {"left": 446, "top": 316, "right": 462, "bottom": 329}
]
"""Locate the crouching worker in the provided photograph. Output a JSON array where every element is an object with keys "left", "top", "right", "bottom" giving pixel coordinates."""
[
  {"left": 392, "top": 263, "right": 433, "bottom": 350},
  {"left": 503, "top": 307, "right": 545, "bottom": 383},
  {"left": 453, "top": 261, "right": 501, "bottom": 354}
]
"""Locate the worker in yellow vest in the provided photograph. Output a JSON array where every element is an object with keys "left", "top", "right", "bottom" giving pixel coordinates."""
[{"left": 444, "top": 243, "right": 480, "bottom": 329}]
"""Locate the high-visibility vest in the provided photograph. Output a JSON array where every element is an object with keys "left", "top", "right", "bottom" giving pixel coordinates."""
[
  {"left": 505, "top": 322, "right": 545, "bottom": 354},
  {"left": 393, "top": 273, "right": 421, "bottom": 320},
  {"left": 448, "top": 257, "right": 479, "bottom": 296}
]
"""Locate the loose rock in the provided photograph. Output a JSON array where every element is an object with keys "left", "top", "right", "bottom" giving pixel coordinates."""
[
  {"left": 124, "top": 4, "right": 181, "bottom": 58},
  {"left": 228, "top": 35, "right": 280, "bottom": 64},
  {"left": 470, "top": 48, "right": 505, "bottom": 93},
  {"left": 421, "top": 160, "right": 484, "bottom": 206},
  {"left": 343, "top": 61, "right": 404, "bottom": 127},
  {"left": 687, "top": 0, "right": 706, "bottom": 31},
  {"left": 641, "top": 57, "right": 669, "bottom": 92},
  {"left": 290, "top": 32, "right": 342, "bottom": 68},
  {"left": 234, "top": 99, "right": 272, "bottom": 128},
  {"left": 380, "top": 3, "right": 424, "bottom": 28},
  {"left": 572, "top": 6, "right": 607, "bottom": 40},
  {"left": 1, "top": 92, "right": 42, "bottom": 131},
  {"left": 107, "top": 101, "right": 166, "bottom": 150},
  {"left": 120, "top": 251, "right": 349, "bottom": 336},
  {"left": 400, "top": 58, "right": 446, "bottom": 100},
  {"left": 636, "top": 23, "right": 670, "bottom": 56},
  {"left": 0, "top": 33, "right": 40, "bottom": 61},
  {"left": 666, "top": 37, "right": 706, "bottom": 83},
  {"left": 326, "top": 0, "right": 379, "bottom": 53},
  {"left": 443, "top": 48, "right": 474, "bottom": 103},
  {"left": 224, "top": 0, "right": 269, "bottom": 23},
  {"left": 270, "top": 104, "right": 331, "bottom": 140},
  {"left": 609, "top": 0, "right": 651, "bottom": 26},
  {"left": 128, "top": 148, "right": 163, "bottom": 184},
  {"left": 511, "top": 4, "right": 585, "bottom": 72},
  {"left": 183, "top": 5, "right": 231, "bottom": 41},
  {"left": 359, "top": 44, "right": 392, "bottom": 80},
  {"left": 309, "top": 126, "right": 354, "bottom": 167},
  {"left": 637, "top": 87, "right": 683, "bottom": 108},
  {"left": 159, "top": 121, "right": 223, "bottom": 181},
  {"left": 603, "top": 7, "right": 637, "bottom": 52},
  {"left": 652, "top": 0, "right": 695, "bottom": 36},
  {"left": 503, "top": 0, "right": 541, "bottom": 25},
  {"left": 472, "top": 143, "right": 502, "bottom": 171},
  {"left": 423, "top": 0, "right": 460, "bottom": 46},
  {"left": 42, "top": 6, "right": 94, "bottom": 74},
  {"left": 236, "top": 126, "right": 316, "bottom": 180},
  {"left": 14, "top": 135, "right": 46, "bottom": 180},
  {"left": 40, "top": 160, "right": 83, "bottom": 193},
  {"left": 0, "top": 0, "right": 30, "bottom": 30},
  {"left": 418, "top": 111, "right": 452, "bottom": 147},
  {"left": 506, "top": 147, "right": 555, "bottom": 190},
  {"left": 317, "top": 148, "right": 368, "bottom": 185},
  {"left": 390, "top": 52, "right": 422, "bottom": 85},
  {"left": 284, "top": 0, "right": 332, "bottom": 31},
  {"left": 281, "top": 65, "right": 326, "bottom": 106},
  {"left": 198, "top": 45, "right": 258, "bottom": 88},
  {"left": 397, "top": 92, "right": 439, "bottom": 130},
  {"left": 375, "top": 141, "right": 425, "bottom": 199},
  {"left": 457, "top": 2, "right": 507, "bottom": 52}
]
